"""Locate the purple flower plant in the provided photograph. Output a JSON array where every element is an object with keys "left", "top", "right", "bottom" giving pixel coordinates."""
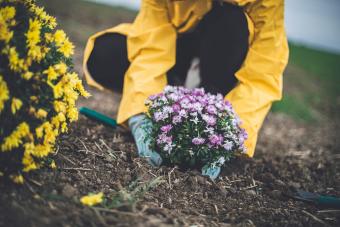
[{"left": 145, "top": 86, "right": 247, "bottom": 169}]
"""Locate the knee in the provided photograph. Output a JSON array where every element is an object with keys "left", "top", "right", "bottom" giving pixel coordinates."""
[{"left": 87, "top": 33, "right": 129, "bottom": 92}]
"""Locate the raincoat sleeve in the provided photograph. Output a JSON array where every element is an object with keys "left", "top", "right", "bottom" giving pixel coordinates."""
[
  {"left": 225, "top": 0, "right": 289, "bottom": 157},
  {"left": 117, "top": 0, "right": 176, "bottom": 125}
]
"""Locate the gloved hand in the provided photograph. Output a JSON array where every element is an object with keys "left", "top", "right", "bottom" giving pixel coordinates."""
[
  {"left": 129, "top": 114, "right": 221, "bottom": 180},
  {"left": 202, "top": 165, "right": 221, "bottom": 180},
  {"left": 128, "top": 114, "right": 162, "bottom": 167}
]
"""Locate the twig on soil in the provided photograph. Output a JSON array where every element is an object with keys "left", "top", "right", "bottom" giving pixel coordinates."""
[
  {"left": 25, "top": 181, "right": 37, "bottom": 194},
  {"left": 94, "top": 142, "right": 103, "bottom": 152},
  {"left": 77, "top": 149, "right": 105, "bottom": 158},
  {"left": 100, "top": 139, "right": 117, "bottom": 159},
  {"left": 148, "top": 170, "right": 157, "bottom": 178},
  {"left": 61, "top": 167, "right": 92, "bottom": 171},
  {"left": 53, "top": 145, "right": 60, "bottom": 156},
  {"left": 48, "top": 201, "right": 56, "bottom": 210},
  {"left": 241, "top": 184, "right": 258, "bottom": 191},
  {"left": 302, "top": 210, "right": 328, "bottom": 226},
  {"left": 228, "top": 179, "right": 244, "bottom": 183},
  {"left": 168, "top": 167, "right": 177, "bottom": 190},
  {"left": 78, "top": 138, "right": 90, "bottom": 154},
  {"left": 214, "top": 204, "right": 219, "bottom": 215},
  {"left": 59, "top": 153, "right": 77, "bottom": 165},
  {"left": 28, "top": 179, "right": 42, "bottom": 187}
]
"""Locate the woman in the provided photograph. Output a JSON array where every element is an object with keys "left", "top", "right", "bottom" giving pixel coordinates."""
[{"left": 83, "top": 0, "right": 289, "bottom": 179}]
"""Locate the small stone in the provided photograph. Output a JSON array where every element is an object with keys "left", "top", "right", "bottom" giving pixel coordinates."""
[
  {"left": 288, "top": 181, "right": 301, "bottom": 189},
  {"left": 62, "top": 184, "right": 77, "bottom": 198},
  {"left": 196, "top": 175, "right": 206, "bottom": 184},
  {"left": 245, "top": 190, "right": 257, "bottom": 196}
]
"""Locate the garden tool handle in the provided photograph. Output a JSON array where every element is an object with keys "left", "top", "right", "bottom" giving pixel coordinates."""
[
  {"left": 79, "top": 107, "right": 117, "bottom": 128},
  {"left": 317, "top": 195, "right": 340, "bottom": 208}
]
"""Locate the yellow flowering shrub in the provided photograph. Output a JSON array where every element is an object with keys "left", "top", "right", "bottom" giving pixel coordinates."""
[{"left": 0, "top": 0, "right": 90, "bottom": 183}]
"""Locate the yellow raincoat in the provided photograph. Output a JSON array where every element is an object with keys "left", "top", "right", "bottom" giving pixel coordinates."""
[{"left": 83, "top": 0, "right": 289, "bottom": 157}]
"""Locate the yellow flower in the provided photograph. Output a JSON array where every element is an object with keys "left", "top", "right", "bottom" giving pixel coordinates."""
[
  {"left": 23, "top": 71, "right": 33, "bottom": 80},
  {"left": 0, "top": 6, "right": 16, "bottom": 21},
  {"left": 50, "top": 160, "right": 57, "bottom": 169},
  {"left": 43, "top": 66, "right": 59, "bottom": 81},
  {"left": 54, "top": 101, "right": 66, "bottom": 113},
  {"left": 30, "top": 96, "right": 38, "bottom": 102},
  {"left": 0, "top": 75, "right": 10, "bottom": 112},
  {"left": 16, "top": 122, "right": 30, "bottom": 137},
  {"left": 33, "top": 144, "right": 51, "bottom": 158},
  {"left": 36, "top": 108, "right": 48, "bottom": 118},
  {"left": 54, "top": 62, "right": 67, "bottom": 74},
  {"left": 10, "top": 174, "right": 24, "bottom": 184},
  {"left": 53, "top": 82, "right": 64, "bottom": 98},
  {"left": 80, "top": 192, "right": 104, "bottom": 206},
  {"left": 35, "top": 125, "right": 43, "bottom": 138},
  {"left": 54, "top": 29, "right": 66, "bottom": 46},
  {"left": 8, "top": 47, "right": 26, "bottom": 72},
  {"left": 28, "top": 45, "right": 44, "bottom": 62},
  {"left": 26, "top": 19, "right": 41, "bottom": 47},
  {"left": 57, "top": 112, "right": 66, "bottom": 122},
  {"left": 45, "top": 32, "right": 53, "bottom": 43},
  {"left": 61, "top": 122, "right": 68, "bottom": 133},
  {"left": 11, "top": 97, "right": 23, "bottom": 114},
  {"left": 43, "top": 130, "right": 56, "bottom": 145},
  {"left": 76, "top": 82, "right": 91, "bottom": 98},
  {"left": 22, "top": 144, "right": 38, "bottom": 172},
  {"left": 1, "top": 122, "right": 29, "bottom": 152},
  {"left": 0, "top": 21, "right": 13, "bottom": 43},
  {"left": 1, "top": 134, "right": 21, "bottom": 151},
  {"left": 67, "top": 107, "right": 78, "bottom": 121},
  {"left": 58, "top": 38, "right": 74, "bottom": 58}
]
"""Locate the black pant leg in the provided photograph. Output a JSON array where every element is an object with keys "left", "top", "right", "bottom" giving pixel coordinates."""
[
  {"left": 87, "top": 33, "right": 129, "bottom": 92},
  {"left": 167, "top": 32, "right": 198, "bottom": 86},
  {"left": 198, "top": 2, "right": 249, "bottom": 95}
]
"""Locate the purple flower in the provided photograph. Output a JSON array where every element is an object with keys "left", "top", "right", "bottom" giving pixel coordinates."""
[
  {"left": 192, "top": 137, "right": 205, "bottom": 145},
  {"left": 161, "top": 124, "right": 172, "bottom": 133},
  {"left": 172, "top": 115, "right": 182, "bottom": 124},
  {"left": 157, "top": 133, "right": 173, "bottom": 145},
  {"left": 192, "top": 88, "right": 205, "bottom": 96},
  {"left": 202, "top": 114, "right": 216, "bottom": 126},
  {"left": 172, "top": 103, "right": 181, "bottom": 112},
  {"left": 192, "top": 102, "right": 203, "bottom": 112},
  {"left": 179, "top": 109, "right": 188, "bottom": 118},
  {"left": 154, "top": 111, "right": 168, "bottom": 122},
  {"left": 223, "top": 140, "right": 233, "bottom": 151},
  {"left": 206, "top": 105, "right": 217, "bottom": 115},
  {"left": 209, "top": 134, "right": 223, "bottom": 146},
  {"left": 149, "top": 94, "right": 158, "bottom": 101}
]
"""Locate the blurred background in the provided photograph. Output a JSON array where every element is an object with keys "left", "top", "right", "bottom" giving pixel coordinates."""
[{"left": 39, "top": 0, "right": 340, "bottom": 124}]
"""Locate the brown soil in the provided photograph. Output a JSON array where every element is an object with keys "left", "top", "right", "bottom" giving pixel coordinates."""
[
  {"left": 1, "top": 0, "right": 339, "bottom": 226},
  {"left": 1, "top": 88, "right": 339, "bottom": 227}
]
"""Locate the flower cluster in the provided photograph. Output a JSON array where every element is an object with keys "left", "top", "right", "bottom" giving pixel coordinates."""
[
  {"left": 145, "top": 86, "right": 247, "bottom": 169},
  {"left": 0, "top": 0, "right": 90, "bottom": 183},
  {"left": 80, "top": 192, "right": 104, "bottom": 207}
]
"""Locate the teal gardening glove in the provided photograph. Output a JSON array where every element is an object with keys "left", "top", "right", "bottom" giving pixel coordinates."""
[
  {"left": 128, "top": 114, "right": 162, "bottom": 167},
  {"left": 128, "top": 114, "right": 221, "bottom": 180}
]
